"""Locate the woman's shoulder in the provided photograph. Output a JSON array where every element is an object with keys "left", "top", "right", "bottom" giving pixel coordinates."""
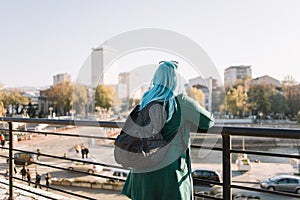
[{"left": 175, "top": 94, "right": 198, "bottom": 107}]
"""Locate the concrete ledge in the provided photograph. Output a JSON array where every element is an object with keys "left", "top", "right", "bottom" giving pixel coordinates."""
[{"left": 51, "top": 179, "right": 124, "bottom": 191}]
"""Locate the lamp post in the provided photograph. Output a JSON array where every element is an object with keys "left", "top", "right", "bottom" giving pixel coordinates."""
[
  {"left": 70, "top": 109, "right": 76, "bottom": 120},
  {"left": 49, "top": 107, "right": 53, "bottom": 119},
  {"left": 23, "top": 108, "right": 28, "bottom": 131},
  {"left": 259, "top": 112, "right": 263, "bottom": 125},
  {"left": 2, "top": 110, "right": 7, "bottom": 128}
]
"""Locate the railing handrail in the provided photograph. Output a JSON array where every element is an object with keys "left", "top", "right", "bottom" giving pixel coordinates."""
[{"left": 1, "top": 117, "right": 299, "bottom": 138}]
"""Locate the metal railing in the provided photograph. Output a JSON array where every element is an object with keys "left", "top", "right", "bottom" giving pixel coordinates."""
[{"left": 0, "top": 117, "right": 300, "bottom": 200}]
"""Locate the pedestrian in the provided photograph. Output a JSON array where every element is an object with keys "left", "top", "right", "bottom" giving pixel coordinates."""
[
  {"left": 26, "top": 169, "right": 31, "bottom": 186},
  {"left": 121, "top": 61, "right": 214, "bottom": 200},
  {"left": 81, "top": 145, "right": 88, "bottom": 159},
  {"left": 74, "top": 144, "right": 80, "bottom": 153},
  {"left": 84, "top": 147, "right": 89, "bottom": 158},
  {"left": 20, "top": 166, "right": 27, "bottom": 181},
  {"left": 45, "top": 172, "right": 51, "bottom": 191},
  {"left": 4, "top": 169, "right": 9, "bottom": 180},
  {"left": 36, "top": 149, "right": 41, "bottom": 160},
  {"left": 35, "top": 172, "right": 41, "bottom": 189},
  {"left": 0, "top": 134, "right": 5, "bottom": 149}
]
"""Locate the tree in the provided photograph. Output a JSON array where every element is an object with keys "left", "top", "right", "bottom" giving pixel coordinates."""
[
  {"left": 225, "top": 85, "right": 247, "bottom": 118},
  {"left": 269, "top": 91, "right": 289, "bottom": 117},
  {"left": 247, "top": 85, "right": 271, "bottom": 117},
  {"left": 95, "top": 85, "right": 119, "bottom": 111},
  {"left": 72, "top": 84, "right": 89, "bottom": 116},
  {"left": 187, "top": 87, "right": 205, "bottom": 107},
  {"left": 0, "top": 90, "right": 29, "bottom": 116},
  {"left": 0, "top": 87, "right": 4, "bottom": 117},
  {"left": 48, "top": 82, "right": 73, "bottom": 116},
  {"left": 225, "top": 88, "right": 238, "bottom": 117},
  {"left": 282, "top": 76, "right": 300, "bottom": 117},
  {"left": 27, "top": 101, "right": 37, "bottom": 118}
]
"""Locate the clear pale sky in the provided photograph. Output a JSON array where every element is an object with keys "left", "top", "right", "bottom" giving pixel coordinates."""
[{"left": 0, "top": 0, "right": 299, "bottom": 88}]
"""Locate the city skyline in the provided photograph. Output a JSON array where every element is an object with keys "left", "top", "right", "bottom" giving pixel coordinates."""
[{"left": 0, "top": 1, "right": 300, "bottom": 87}]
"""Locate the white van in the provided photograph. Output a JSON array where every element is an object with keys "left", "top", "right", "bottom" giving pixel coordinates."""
[{"left": 108, "top": 168, "right": 129, "bottom": 182}]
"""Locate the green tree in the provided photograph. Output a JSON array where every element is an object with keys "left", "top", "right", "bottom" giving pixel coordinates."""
[
  {"left": 269, "top": 90, "right": 289, "bottom": 117},
  {"left": 248, "top": 85, "right": 271, "bottom": 117}
]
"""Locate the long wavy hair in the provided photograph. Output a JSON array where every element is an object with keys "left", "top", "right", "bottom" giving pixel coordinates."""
[{"left": 140, "top": 61, "right": 178, "bottom": 122}]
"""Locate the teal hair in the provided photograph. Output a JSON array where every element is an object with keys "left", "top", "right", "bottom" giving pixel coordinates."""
[{"left": 140, "top": 61, "right": 178, "bottom": 122}]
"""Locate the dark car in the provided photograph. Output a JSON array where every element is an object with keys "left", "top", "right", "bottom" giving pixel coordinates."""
[
  {"left": 192, "top": 168, "right": 222, "bottom": 187},
  {"left": 260, "top": 175, "right": 300, "bottom": 193},
  {"left": 7, "top": 152, "right": 37, "bottom": 165}
]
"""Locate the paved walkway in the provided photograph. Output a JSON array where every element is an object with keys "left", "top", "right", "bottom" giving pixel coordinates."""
[{"left": 0, "top": 177, "right": 77, "bottom": 200}]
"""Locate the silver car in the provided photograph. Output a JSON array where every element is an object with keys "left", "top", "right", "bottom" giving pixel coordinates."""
[
  {"left": 260, "top": 175, "right": 300, "bottom": 193},
  {"left": 68, "top": 159, "right": 103, "bottom": 174}
]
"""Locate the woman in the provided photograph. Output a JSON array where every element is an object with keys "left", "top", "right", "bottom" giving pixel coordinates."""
[{"left": 121, "top": 61, "right": 214, "bottom": 200}]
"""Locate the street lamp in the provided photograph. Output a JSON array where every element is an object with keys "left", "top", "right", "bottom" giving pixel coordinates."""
[
  {"left": 259, "top": 112, "right": 263, "bottom": 125},
  {"left": 70, "top": 109, "right": 76, "bottom": 120},
  {"left": 49, "top": 107, "right": 53, "bottom": 119},
  {"left": 2, "top": 110, "right": 7, "bottom": 128},
  {"left": 243, "top": 101, "right": 247, "bottom": 118},
  {"left": 23, "top": 108, "right": 28, "bottom": 131}
]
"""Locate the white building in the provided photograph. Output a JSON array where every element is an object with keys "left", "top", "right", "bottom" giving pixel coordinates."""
[
  {"left": 189, "top": 77, "right": 218, "bottom": 112},
  {"left": 117, "top": 65, "right": 156, "bottom": 100},
  {"left": 53, "top": 73, "right": 71, "bottom": 85},
  {"left": 224, "top": 65, "right": 252, "bottom": 87},
  {"left": 251, "top": 75, "right": 281, "bottom": 89}
]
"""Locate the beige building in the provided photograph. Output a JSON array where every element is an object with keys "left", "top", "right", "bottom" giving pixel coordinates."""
[
  {"left": 224, "top": 65, "right": 252, "bottom": 87},
  {"left": 53, "top": 73, "right": 71, "bottom": 85},
  {"left": 251, "top": 75, "right": 281, "bottom": 89}
]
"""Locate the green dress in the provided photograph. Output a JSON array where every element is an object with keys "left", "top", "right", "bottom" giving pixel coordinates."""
[{"left": 121, "top": 94, "right": 215, "bottom": 200}]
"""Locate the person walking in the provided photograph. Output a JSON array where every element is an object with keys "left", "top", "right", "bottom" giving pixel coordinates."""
[
  {"left": 36, "top": 149, "right": 41, "bottom": 160},
  {"left": 35, "top": 172, "right": 42, "bottom": 189},
  {"left": 27, "top": 169, "right": 31, "bottom": 186},
  {"left": 84, "top": 147, "right": 89, "bottom": 158},
  {"left": 81, "top": 145, "right": 85, "bottom": 159},
  {"left": 45, "top": 172, "right": 51, "bottom": 191},
  {"left": 20, "top": 166, "right": 27, "bottom": 181},
  {"left": 0, "top": 134, "right": 5, "bottom": 149},
  {"left": 74, "top": 144, "right": 80, "bottom": 153},
  {"left": 4, "top": 169, "right": 9, "bottom": 180},
  {"left": 81, "top": 145, "right": 89, "bottom": 159},
  {"left": 121, "top": 61, "right": 215, "bottom": 200}
]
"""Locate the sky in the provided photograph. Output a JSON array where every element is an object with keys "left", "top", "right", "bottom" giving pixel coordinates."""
[{"left": 0, "top": 0, "right": 300, "bottom": 88}]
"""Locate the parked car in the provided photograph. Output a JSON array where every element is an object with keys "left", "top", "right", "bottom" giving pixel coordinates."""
[
  {"left": 107, "top": 168, "right": 129, "bottom": 182},
  {"left": 260, "top": 175, "right": 300, "bottom": 193},
  {"left": 7, "top": 152, "right": 37, "bottom": 165},
  {"left": 68, "top": 159, "right": 103, "bottom": 174},
  {"left": 192, "top": 168, "right": 222, "bottom": 187}
]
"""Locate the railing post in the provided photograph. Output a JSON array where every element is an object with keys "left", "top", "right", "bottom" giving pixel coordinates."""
[
  {"left": 8, "top": 122, "right": 14, "bottom": 200},
  {"left": 222, "top": 134, "right": 232, "bottom": 200}
]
